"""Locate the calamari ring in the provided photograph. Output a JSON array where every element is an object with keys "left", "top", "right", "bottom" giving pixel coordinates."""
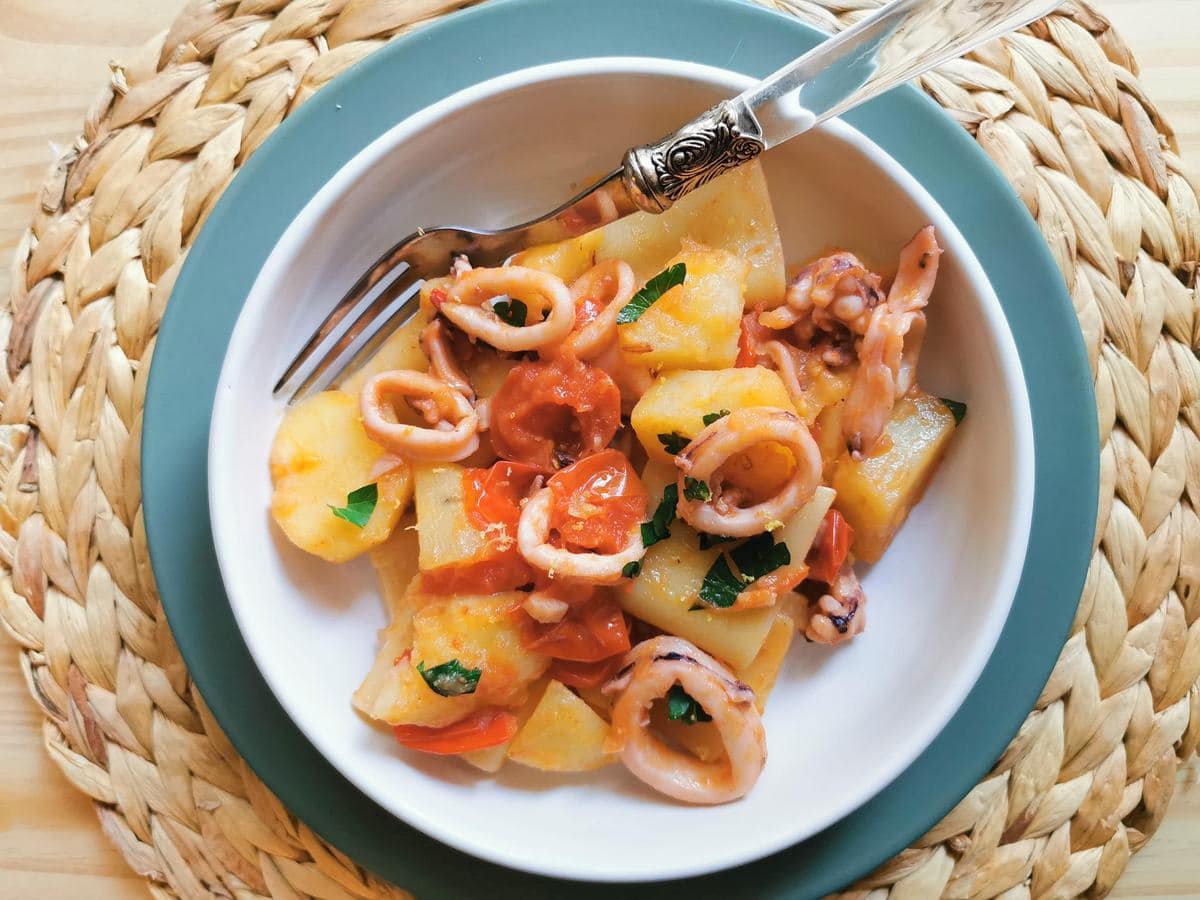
[
  {"left": 564, "top": 260, "right": 637, "bottom": 360},
  {"left": 439, "top": 266, "right": 574, "bottom": 352},
  {"left": 675, "top": 407, "right": 820, "bottom": 537},
  {"left": 359, "top": 370, "right": 479, "bottom": 462},
  {"left": 605, "top": 635, "right": 766, "bottom": 804},
  {"left": 516, "top": 487, "right": 643, "bottom": 585}
]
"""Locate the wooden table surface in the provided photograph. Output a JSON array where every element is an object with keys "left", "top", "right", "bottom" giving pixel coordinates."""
[{"left": 1, "top": 1, "right": 1198, "bottom": 897}]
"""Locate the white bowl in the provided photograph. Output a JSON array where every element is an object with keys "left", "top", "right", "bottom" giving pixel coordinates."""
[{"left": 209, "top": 57, "right": 1034, "bottom": 883}]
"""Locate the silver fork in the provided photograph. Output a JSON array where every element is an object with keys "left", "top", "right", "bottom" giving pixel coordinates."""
[{"left": 275, "top": 0, "right": 1059, "bottom": 402}]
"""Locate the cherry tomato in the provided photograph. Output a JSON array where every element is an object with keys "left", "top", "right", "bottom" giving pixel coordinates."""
[
  {"left": 549, "top": 655, "right": 627, "bottom": 690},
  {"left": 463, "top": 461, "right": 545, "bottom": 531},
  {"left": 807, "top": 509, "right": 855, "bottom": 583},
  {"left": 489, "top": 355, "right": 621, "bottom": 470},
  {"left": 546, "top": 449, "right": 647, "bottom": 554},
  {"left": 524, "top": 595, "right": 631, "bottom": 662},
  {"left": 418, "top": 552, "right": 533, "bottom": 595},
  {"left": 393, "top": 709, "right": 518, "bottom": 755}
]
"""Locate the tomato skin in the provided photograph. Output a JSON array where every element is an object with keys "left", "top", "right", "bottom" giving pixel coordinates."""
[
  {"left": 419, "top": 552, "right": 533, "bottom": 595},
  {"left": 524, "top": 595, "right": 631, "bottom": 662},
  {"left": 549, "top": 655, "right": 626, "bottom": 690},
  {"left": 808, "top": 509, "right": 855, "bottom": 583},
  {"left": 393, "top": 709, "right": 518, "bottom": 754},
  {"left": 489, "top": 355, "right": 621, "bottom": 470},
  {"left": 546, "top": 449, "right": 647, "bottom": 554},
  {"left": 463, "top": 461, "right": 545, "bottom": 531},
  {"left": 736, "top": 310, "right": 772, "bottom": 368}
]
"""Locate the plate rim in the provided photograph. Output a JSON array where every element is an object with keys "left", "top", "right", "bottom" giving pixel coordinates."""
[{"left": 142, "top": 0, "right": 1098, "bottom": 896}]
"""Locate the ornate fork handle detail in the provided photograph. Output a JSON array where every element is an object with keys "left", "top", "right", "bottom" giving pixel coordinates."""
[{"left": 622, "top": 100, "right": 766, "bottom": 213}]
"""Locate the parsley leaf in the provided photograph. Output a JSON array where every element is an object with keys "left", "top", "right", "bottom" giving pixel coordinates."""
[
  {"left": 493, "top": 297, "right": 528, "bottom": 327},
  {"left": 416, "top": 659, "right": 481, "bottom": 697},
  {"left": 622, "top": 560, "right": 643, "bottom": 579},
  {"left": 702, "top": 409, "right": 731, "bottom": 427},
  {"left": 640, "top": 483, "right": 678, "bottom": 549},
  {"left": 667, "top": 684, "right": 713, "bottom": 725},
  {"left": 657, "top": 432, "right": 689, "bottom": 455},
  {"left": 731, "top": 532, "right": 791, "bottom": 580},
  {"left": 329, "top": 483, "right": 378, "bottom": 528},
  {"left": 940, "top": 397, "right": 967, "bottom": 426},
  {"left": 698, "top": 554, "right": 744, "bottom": 608},
  {"left": 698, "top": 532, "right": 737, "bottom": 551},
  {"left": 696, "top": 534, "right": 791, "bottom": 609},
  {"left": 616, "top": 263, "right": 687, "bottom": 324},
  {"left": 683, "top": 476, "right": 712, "bottom": 502}
]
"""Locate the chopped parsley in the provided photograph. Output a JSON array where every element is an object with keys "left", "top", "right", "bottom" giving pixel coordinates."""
[
  {"left": 616, "top": 263, "right": 687, "bottom": 324},
  {"left": 940, "top": 397, "right": 967, "bottom": 426},
  {"left": 696, "top": 534, "right": 791, "bottom": 609},
  {"left": 702, "top": 409, "right": 731, "bottom": 427},
  {"left": 493, "top": 297, "right": 528, "bottom": 327},
  {"left": 682, "top": 476, "right": 712, "bottom": 502},
  {"left": 622, "top": 560, "right": 643, "bottom": 579},
  {"left": 698, "top": 532, "right": 737, "bottom": 551},
  {"left": 416, "top": 659, "right": 481, "bottom": 697},
  {"left": 667, "top": 684, "right": 713, "bottom": 725},
  {"left": 657, "top": 432, "right": 689, "bottom": 455},
  {"left": 640, "top": 483, "right": 678, "bottom": 549},
  {"left": 730, "top": 532, "right": 791, "bottom": 580},
  {"left": 697, "top": 555, "right": 744, "bottom": 608},
  {"left": 329, "top": 483, "right": 378, "bottom": 528}
]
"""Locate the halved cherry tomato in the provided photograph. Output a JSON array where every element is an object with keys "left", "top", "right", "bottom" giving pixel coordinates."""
[
  {"left": 419, "top": 552, "right": 533, "bottom": 595},
  {"left": 464, "top": 461, "right": 545, "bottom": 531},
  {"left": 546, "top": 449, "right": 648, "bottom": 554},
  {"left": 524, "top": 595, "right": 630, "bottom": 662},
  {"left": 808, "top": 509, "right": 855, "bottom": 583},
  {"left": 489, "top": 355, "right": 621, "bottom": 470},
  {"left": 393, "top": 709, "right": 518, "bottom": 755},
  {"left": 549, "top": 655, "right": 627, "bottom": 690}
]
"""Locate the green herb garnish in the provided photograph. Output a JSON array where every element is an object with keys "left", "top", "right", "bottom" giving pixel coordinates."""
[
  {"left": 697, "top": 554, "right": 744, "bottom": 609},
  {"left": 622, "top": 560, "right": 643, "bottom": 579},
  {"left": 329, "top": 483, "right": 378, "bottom": 528},
  {"left": 657, "top": 432, "right": 689, "bottom": 455},
  {"left": 940, "top": 397, "right": 967, "bottom": 426},
  {"left": 702, "top": 409, "right": 731, "bottom": 427},
  {"left": 640, "top": 483, "right": 678, "bottom": 549},
  {"left": 667, "top": 684, "right": 713, "bottom": 725},
  {"left": 730, "top": 532, "right": 791, "bottom": 580},
  {"left": 616, "top": 263, "right": 687, "bottom": 324},
  {"left": 493, "top": 297, "right": 528, "bottom": 327},
  {"left": 416, "top": 659, "right": 481, "bottom": 697},
  {"left": 698, "top": 532, "right": 737, "bottom": 551},
  {"left": 683, "top": 477, "right": 712, "bottom": 502}
]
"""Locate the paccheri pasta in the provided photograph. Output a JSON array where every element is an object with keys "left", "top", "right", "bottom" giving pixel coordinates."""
[{"left": 267, "top": 161, "right": 962, "bottom": 803}]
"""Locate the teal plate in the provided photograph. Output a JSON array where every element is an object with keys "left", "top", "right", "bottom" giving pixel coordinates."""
[{"left": 143, "top": 0, "right": 1097, "bottom": 896}]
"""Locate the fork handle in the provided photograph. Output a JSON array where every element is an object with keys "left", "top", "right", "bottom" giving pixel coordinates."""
[{"left": 622, "top": 0, "right": 1060, "bottom": 213}]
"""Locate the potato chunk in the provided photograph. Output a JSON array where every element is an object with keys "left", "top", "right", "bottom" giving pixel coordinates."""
[
  {"left": 832, "top": 391, "right": 957, "bottom": 562},
  {"left": 738, "top": 610, "right": 796, "bottom": 711},
  {"left": 412, "top": 463, "right": 490, "bottom": 571},
  {"left": 339, "top": 307, "right": 432, "bottom": 396},
  {"left": 620, "top": 530, "right": 775, "bottom": 669},
  {"left": 508, "top": 680, "right": 615, "bottom": 772},
  {"left": 618, "top": 243, "right": 748, "bottom": 372},
  {"left": 631, "top": 367, "right": 795, "bottom": 465},
  {"left": 598, "top": 161, "right": 785, "bottom": 306},
  {"left": 269, "top": 391, "right": 412, "bottom": 562},
  {"left": 511, "top": 231, "right": 602, "bottom": 283}
]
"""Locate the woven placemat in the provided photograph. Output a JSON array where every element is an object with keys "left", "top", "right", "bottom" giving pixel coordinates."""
[{"left": 1, "top": 0, "right": 1197, "bottom": 896}]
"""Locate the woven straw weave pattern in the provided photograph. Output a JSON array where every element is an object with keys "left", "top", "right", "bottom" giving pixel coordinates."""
[{"left": 1, "top": 0, "right": 1197, "bottom": 897}]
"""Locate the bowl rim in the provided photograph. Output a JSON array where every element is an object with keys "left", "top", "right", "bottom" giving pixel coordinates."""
[{"left": 207, "top": 55, "right": 1035, "bottom": 882}]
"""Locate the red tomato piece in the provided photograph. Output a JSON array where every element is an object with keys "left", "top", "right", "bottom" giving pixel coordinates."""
[
  {"left": 546, "top": 449, "right": 648, "bottom": 554},
  {"left": 418, "top": 552, "right": 534, "bottom": 595},
  {"left": 489, "top": 355, "right": 621, "bottom": 470},
  {"left": 807, "top": 509, "right": 855, "bottom": 583},
  {"left": 524, "top": 595, "right": 631, "bottom": 662},
  {"left": 393, "top": 709, "right": 518, "bottom": 755},
  {"left": 549, "top": 655, "right": 627, "bottom": 690},
  {"left": 463, "top": 461, "right": 545, "bottom": 531}
]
